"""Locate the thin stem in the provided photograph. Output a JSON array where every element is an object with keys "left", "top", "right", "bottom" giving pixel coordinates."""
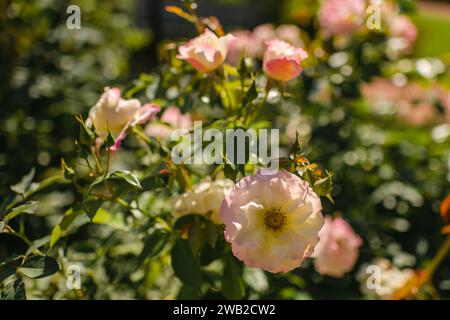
[
  {"left": 90, "top": 146, "right": 103, "bottom": 175},
  {"left": 132, "top": 126, "right": 152, "bottom": 144},
  {"left": 106, "top": 147, "right": 111, "bottom": 174},
  {"left": 5, "top": 225, "right": 32, "bottom": 246},
  {"left": 245, "top": 89, "right": 269, "bottom": 127},
  {"left": 114, "top": 197, "right": 130, "bottom": 209},
  {"left": 426, "top": 234, "right": 450, "bottom": 278}
]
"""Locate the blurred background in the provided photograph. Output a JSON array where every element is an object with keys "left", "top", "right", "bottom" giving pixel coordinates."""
[{"left": 1, "top": 0, "right": 450, "bottom": 299}]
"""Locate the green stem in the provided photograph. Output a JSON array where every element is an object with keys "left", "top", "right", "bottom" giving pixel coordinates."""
[
  {"left": 90, "top": 146, "right": 103, "bottom": 175},
  {"left": 426, "top": 234, "right": 450, "bottom": 278},
  {"left": 245, "top": 89, "right": 269, "bottom": 127},
  {"left": 5, "top": 225, "right": 32, "bottom": 246},
  {"left": 106, "top": 147, "right": 111, "bottom": 174}
]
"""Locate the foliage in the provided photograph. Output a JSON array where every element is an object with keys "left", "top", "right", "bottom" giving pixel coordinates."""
[{"left": 1, "top": 0, "right": 450, "bottom": 300}]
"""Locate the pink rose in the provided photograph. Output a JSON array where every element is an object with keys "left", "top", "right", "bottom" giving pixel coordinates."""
[
  {"left": 221, "top": 170, "right": 324, "bottom": 273},
  {"left": 88, "top": 87, "right": 160, "bottom": 151},
  {"left": 388, "top": 15, "right": 418, "bottom": 54},
  {"left": 318, "top": 0, "right": 365, "bottom": 36},
  {"left": 145, "top": 106, "right": 192, "bottom": 139},
  {"left": 313, "top": 216, "right": 362, "bottom": 278},
  {"left": 177, "top": 29, "right": 234, "bottom": 73},
  {"left": 263, "top": 39, "right": 308, "bottom": 82}
]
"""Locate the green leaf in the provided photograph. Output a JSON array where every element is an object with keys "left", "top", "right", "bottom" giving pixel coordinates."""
[
  {"left": 241, "top": 80, "right": 258, "bottom": 109},
  {"left": 0, "top": 260, "right": 20, "bottom": 283},
  {"left": 77, "top": 115, "right": 96, "bottom": 147},
  {"left": 83, "top": 174, "right": 108, "bottom": 200},
  {"left": 82, "top": 199, "right": 103, "bottom": 220},
  {"left": 171, "top": 239, "right": 202, "bottom": 289},
  {"left": 10, "top": 168, "right": 35, "bottom": 195},
  {"left": 0, "top": 221, "right": 4, "bottom": 233},
  {"left": 224, "top": 162, "right": 238, "bottom": 181},
  {"left": 25, "top": 236, "right": 50, "bottom": 256},
  {"left": 222, "top": 254, "right": 245, "bottom": 300},
  {"left": 204, "top": 221, "right": 219, "bottom": 249},
  {"left": 18, "top": 255, "right": 59, "bottom": 279},
  {"left": 90, "top": 208, "right": 113, "bottom": 224},
  {"left": 138, "top": 230, "right": 169, "bottom": 264},
  {"left": 49, "top": 208, "right": 80, "bottom": 249},
  {"left": 177, "top": 285, "right": 201, "bottom": 300},
  {"left": 3, "top": 201, "right": 38, "bottom": 222},
  {"left": 1, "top": 278, "right": 26, "bottom": 300},
  {"left": 188, "top": 220, "right": 206, "bottom": 256},
  {"left": 24, "top": 174, "right": 66, "bottom": 199},
  {"left": 110, "top": 170, "right": 142, "bottom": 189}
]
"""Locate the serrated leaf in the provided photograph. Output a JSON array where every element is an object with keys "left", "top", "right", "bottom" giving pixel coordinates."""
[
  {"left": 3, "top": 201, "right": 38, "bottom": 222},
  {"left": 171, "top": 239, "right": 202, "bottom": 289},
  {"left": 10, "top": 168, "right": 35, "bottom": 195},
  {"left": 18, "top": 255, "right": 59, "bottom": 279}
]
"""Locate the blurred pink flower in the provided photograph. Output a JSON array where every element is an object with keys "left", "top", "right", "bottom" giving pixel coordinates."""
[
  {"left": 227, "top": 24, "right": 303, "bottom": 65},
  {"left": 275, "top": 24, "right": 303, "bottom": 47},
  {"left": 252, "top": 23, "right": 277, "bottom": 55},
  {"left": 318, "top": 0, "right": 365, "bottom": 36},
  {"left": 388, "top": 15, "right": 418, "bottom": 55},
  {"left": 263, "top": 39, "right": 308, "bottom": 82},
  {"left": 221, "top": 169, "right": 323, "bottom": 273},
  {"left": 313, "top": 216, "right": 362, "bottom": 278},
  {"left": 146, "top": 106, "right": 192, "bottom": 139},
  {"left": 361, "top": 78, "right": 442, "bottom": 127},
  {"left": 177, "top": 29, "right": 234, "bottom": 73},
  {"left": 227, "top": 30, "right": 255, "bottom": 65}
]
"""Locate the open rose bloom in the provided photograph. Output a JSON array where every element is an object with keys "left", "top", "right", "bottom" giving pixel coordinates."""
[
  {"left": 88, "top": 87, "right": 160, "bottom": 150},
  {"left": 313, "top": 216, "right": 362, "bottom": 277},
  {"left": 263, "top": 39, "right": 308, "bottom": 82},
  {"left": 221, "top": 170, "right": 324, "bottom": 273},
  {"left": 177, "top": 29, "right": 234, "bottom": 73}
]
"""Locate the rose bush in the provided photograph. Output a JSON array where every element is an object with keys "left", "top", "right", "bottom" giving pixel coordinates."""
[{"left": 1, "top": 0, "right": 450, "bottom": 300}]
